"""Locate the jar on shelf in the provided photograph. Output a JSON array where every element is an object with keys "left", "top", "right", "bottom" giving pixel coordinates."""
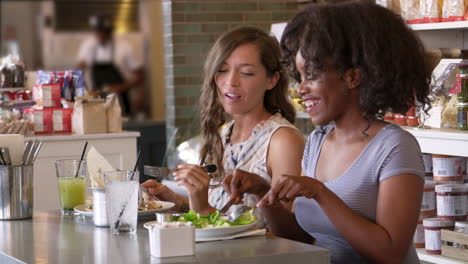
[
  {"left": 415, "top": 214, "right": 434, "bottom": 249},
  {"left": 421, "top": 181, "right": 437, "bottom": 217},
  {"left": 435, "top": 184, "right": 468, "bottom": 221},
  {"left": 432, "top": 154, "right": 465, "bottom": 184},
  {"left": 458, "top": 102, "right": 468, "bottom": 130},
  {"left": 457, "top": 64, "right": 468, "bottom": 103},
  {"left": 423, "top": 153, "right": 433, "bottom": 178},
  {"left": 423, "top": 218, "right": 455, "bottom": 255}
]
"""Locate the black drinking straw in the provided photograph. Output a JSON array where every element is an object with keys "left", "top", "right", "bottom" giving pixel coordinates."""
[
  {"left": 131, "top": 150, "right": 142, "bottom": 181},
  {"left": 75, "top": 141, "right": 88, "bottom": 178}
]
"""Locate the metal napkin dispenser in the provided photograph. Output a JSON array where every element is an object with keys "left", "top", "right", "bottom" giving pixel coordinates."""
[{"left": 0, "top": 165, "right": 33, "bottom": 220}]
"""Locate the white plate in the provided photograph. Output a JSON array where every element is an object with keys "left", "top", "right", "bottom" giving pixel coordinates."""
[
  {"left": 138, "top": 201, "right": 175, "bottom": 217},
  {"left": 73, "top": 201, "right": 175, "bottom": 218},
  {"left": 143, "top": 220, "right": 257, "bottom": 240},
  {"left": 74, "top": 204, "right": 93, "bottom": 217}
]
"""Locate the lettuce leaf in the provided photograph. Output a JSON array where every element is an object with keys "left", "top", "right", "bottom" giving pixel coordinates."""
[{"left": 178, "top": 209, "right": 256, "bottom": 228}]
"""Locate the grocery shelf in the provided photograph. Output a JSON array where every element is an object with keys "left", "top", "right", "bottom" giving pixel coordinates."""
[
  {"left": 417, "top": 249, "right": 467, "bottom": 264},
  {"left": 404, "top": 126, "right": 468, "bottom": 157},
  {"left": 409, "top": 21, "right": 468, "bottom": 31}
]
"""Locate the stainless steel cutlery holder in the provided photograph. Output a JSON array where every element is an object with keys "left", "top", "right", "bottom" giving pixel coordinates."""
[{"left": 0, "top": 165, "right": 33, "bottom": 220}]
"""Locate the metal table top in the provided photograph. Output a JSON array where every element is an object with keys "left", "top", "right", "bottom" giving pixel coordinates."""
[{"left": 0, "top": 211, "right": 329, "bottom": 264}]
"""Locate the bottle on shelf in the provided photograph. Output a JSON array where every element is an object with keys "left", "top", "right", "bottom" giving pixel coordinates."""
[{"left": 457, "top": 51, "right": 468, "bottom": 130}]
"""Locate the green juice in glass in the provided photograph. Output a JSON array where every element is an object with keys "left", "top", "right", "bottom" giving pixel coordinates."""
[{"left": 58, "top": 177, "right": 86, "bottom": 212}]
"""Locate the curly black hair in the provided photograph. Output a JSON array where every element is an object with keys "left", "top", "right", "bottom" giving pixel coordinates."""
[{"left": 281, "top": 1, "right": 431, "bottom": 121}]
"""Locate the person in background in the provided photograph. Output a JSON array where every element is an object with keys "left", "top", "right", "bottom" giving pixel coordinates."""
[
  {"left": 224, "top": 2, "right": 431, "bottom": 263},
  {"left": 76, "top": 14, "right": 145, "bottom": 117},
  {"left": 142, "top": 26, "right": 305, "bottom": 227}
]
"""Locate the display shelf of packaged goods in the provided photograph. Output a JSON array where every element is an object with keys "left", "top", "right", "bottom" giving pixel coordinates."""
[
  {"left": 404, "top": 126, "right": 468, "bottom": 157},
  {"left": 409, "top": 21, "right": 468, "bottom": 31},
  {"left": 0, "top": 87, "right": 28, "bottom": 92},
  {"left": 417, "top": 249, "right": 467, "bottom": 264}
]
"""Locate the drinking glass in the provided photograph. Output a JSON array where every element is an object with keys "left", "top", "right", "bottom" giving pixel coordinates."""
[
  {"left": 54, "top": 159, "right": 87, "bottom": 215},
  {"left": 104, "top": 170, "right": 139, "bottom": 235}
]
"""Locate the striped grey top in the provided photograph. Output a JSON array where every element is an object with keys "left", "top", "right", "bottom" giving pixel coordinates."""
[{"left": 295, "top": 124, "right": 424, "bottom": 264}]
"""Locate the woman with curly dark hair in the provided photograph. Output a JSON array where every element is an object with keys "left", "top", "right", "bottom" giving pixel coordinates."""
[{"left": 225, "top": 1, "right": 431, "bottom": 263}]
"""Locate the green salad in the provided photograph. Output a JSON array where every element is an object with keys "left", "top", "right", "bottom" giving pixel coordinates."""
[{"left": 178, "top": 209, "right": 256, "bottom": 229}]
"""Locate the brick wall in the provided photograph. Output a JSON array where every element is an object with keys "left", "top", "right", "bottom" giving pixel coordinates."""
[{"left": 162, "top": 0, "right": 301, "bottom": 162}]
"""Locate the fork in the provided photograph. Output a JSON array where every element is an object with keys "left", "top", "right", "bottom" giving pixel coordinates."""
[
  {"left": 140, "top": 185, "right": 160, "bottom": 201},
  {"left": 144, "top": 164, "right": 217, "bottom": 178},
  {"left": 227, "top": 205, "right": 255, "bottom": 222}
]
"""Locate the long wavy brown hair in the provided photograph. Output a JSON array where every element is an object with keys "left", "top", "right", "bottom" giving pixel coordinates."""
[{"left": 199, "top": 26, "right": 295, "bottom": 175}]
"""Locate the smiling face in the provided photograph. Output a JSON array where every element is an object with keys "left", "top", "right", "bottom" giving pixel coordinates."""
[
  {"left": 215, "top": 43, "right": 278, "bottom": 117},
  {"left": 295, "top": 51, "right": 354, "bottom": 125}
]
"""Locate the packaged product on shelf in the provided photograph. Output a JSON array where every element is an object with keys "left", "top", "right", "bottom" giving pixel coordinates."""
[
  {"left": 458, "top": 101, "right": 468, "bottom": 130},
  {"left": 423, "top": 153, "right": 434, "bottom": 177},
  {"left": 442, "top": 0, "right": 465, "bottom": 21},
  {"left": 423, "top": 218, "right": 455, "bottom": 255},
  {"left": 433, "top": 154, "right": 466, "bottom": 183},
  {"left": 106, "top": 94, "right": 122, "bottom": 133},
  {"left": 72, "top": 97, "right": 107, "bottom": 134},
  {"left": 52, "top": 108, "right": 73, "bottom": 134},
  {"left": 422, "top": 181, "right": 437, "bottom": 216},
  {"left": 36, "top": 70, "right": 85, "bottom": 102},
  {"left": 0, "top": 109, "right": 32, "bottom": 136},
  {"left": 401, "top": 0, "right": 422, "bottom": 23},
  {"left": 415, "top": 215, "right": 434, "bottom": 248},
  {"left": 24, "top": 108, "right": 53, "bottom": 134},
  {"left": 0, "top": 55, "right": 24, "bottom": 88},
  {"left": 427, "top": 59, "right": 462, "bottom": 128},
  {"left": 376, "top": 0, "right": 401, "bottom": 15},
  {"left": 435, "top": 184, "right": 468, "bottom": 221},
  {"left": 0, "top": 119, "right": 32, "bottom": 136},
  {"left": 32, "top": 83, "right": 61, "bottom": 108},
  {"left": 420, "top": 0, "right": 442, "bottom": 23},
  {"left": 457, "top": 58, "right": 468, "bottom": 102}
]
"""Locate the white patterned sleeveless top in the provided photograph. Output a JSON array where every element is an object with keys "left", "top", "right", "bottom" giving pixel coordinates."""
[{"left": 208, "top": 113, "right": 299, "bottom": 227}]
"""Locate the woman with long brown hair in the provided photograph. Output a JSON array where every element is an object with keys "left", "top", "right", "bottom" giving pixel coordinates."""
[{"left": 143, "top": 26, "right": 304, "bottom": 225}]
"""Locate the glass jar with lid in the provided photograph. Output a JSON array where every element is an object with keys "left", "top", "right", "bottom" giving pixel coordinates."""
[
  {"left": 458, "top": 102, "right": 468, "bottom": 130},
  {"left": 458, "top": 52, "right": 468, "bottom": 102}
]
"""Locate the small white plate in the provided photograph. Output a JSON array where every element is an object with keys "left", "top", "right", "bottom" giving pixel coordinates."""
[
  {"left": 74, "top": 204, "right": 93, "bottom": 217},
  {"left": 138, "top": 201, "right": 175, "bottom": 217},
  {"left": 143, "top": 220, "right": 258, "bottom": 241},
  {"left": 73, "top": 201, "right": 175, "bottom": 218}
]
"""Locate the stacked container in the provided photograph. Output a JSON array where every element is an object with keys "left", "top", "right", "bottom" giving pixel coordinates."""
[{"left": 432, "top": 154, "right": 465, "bottom": 184}]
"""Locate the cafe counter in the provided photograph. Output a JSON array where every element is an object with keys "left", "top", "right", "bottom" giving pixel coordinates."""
[{"left": 0, "top": 211, "right": 330, "bottom": 264}]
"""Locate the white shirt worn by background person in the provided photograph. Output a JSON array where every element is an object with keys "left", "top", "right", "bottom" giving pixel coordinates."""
[{"left": 77, "top": 37, "right": 142, "bottom": 90}]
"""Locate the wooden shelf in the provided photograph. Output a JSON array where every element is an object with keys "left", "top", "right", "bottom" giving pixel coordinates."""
[
  {"left": 403, "top": 126, "right": 468, "bottom": 157},
  {"left": 409, "top": 21, "right": 468, "bottom": 31},
  {"left": 417, "top": 249, "right": 467, "bottom": 264}
]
